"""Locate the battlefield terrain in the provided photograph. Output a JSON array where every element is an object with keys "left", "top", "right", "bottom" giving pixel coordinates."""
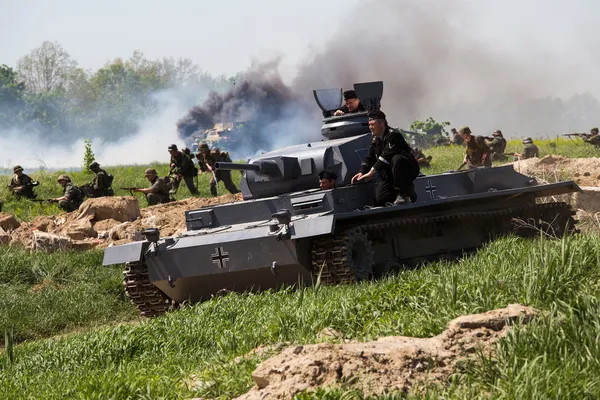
[{"left": 1, "top": 139, "right": 600, "bottom": 399}]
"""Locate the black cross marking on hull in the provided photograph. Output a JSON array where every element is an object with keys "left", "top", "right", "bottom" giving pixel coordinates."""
[
  {"left": 425, "top": 179, "right": 437, "bottom": 199},
  {"left": 211, "top": 247, "right": 230, "bottom": 268}
]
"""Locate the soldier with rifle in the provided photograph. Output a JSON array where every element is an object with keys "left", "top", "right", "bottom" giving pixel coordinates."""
[
  {"left": 49, "top": 175, "right": 84, "bottom": 212},
  {"left": 564, "top": 127, "right": 600, "bottom": 147},
  {"left": 411, "top": 147, "right": 433, "bottom": 167},
  {"left": 81, "top": 162, "right": 114, "bottom": 198},
  {"left": 450, "top": 128, "right": 464, "bottom": 145},
  {"left": 484, "top": 130, "right": 508, "bottom": 161},
  {"left": 8, "top": 165, "right": 39, "bottom": 199},
  {"left": 514, "top": 137, "right": 539, "bottom": 160},
  {"left": 121, "top": 168, "right": 171, "bottom": 206},
  {"left": 168, "top": 144, "right": 199, "bottom": 195},
  {"left": 196, "top": 143, "right": 240, "bottom": 197},
  {"left": 457, "top": 126, "right": 491, "bottom": 170}
]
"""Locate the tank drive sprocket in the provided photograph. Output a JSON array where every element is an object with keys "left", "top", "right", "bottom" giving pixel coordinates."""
[
  {"left": 311, "top": 227, "right": 375, "bottom": 284},
  {"left": 123, "top": 261, "right": 176, "bottom": 317}
]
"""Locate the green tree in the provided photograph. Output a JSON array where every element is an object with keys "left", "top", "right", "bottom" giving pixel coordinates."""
[
  {"left": 410, "top": 117, "right": 451, "bottom": 136},
  {"left": 82, "top": 139, "right": 96, "bottom": 174},
  {"left": 0, "top": 64, "right": 26, "bottom": 128}
]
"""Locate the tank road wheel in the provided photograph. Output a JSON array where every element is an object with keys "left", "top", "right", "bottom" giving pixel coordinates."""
[
  {"left": 123, "top": 261, "right": 176, "bottom": 318},
  {"left": 311, "top": 228, "right": 375, "bottom": 285}
]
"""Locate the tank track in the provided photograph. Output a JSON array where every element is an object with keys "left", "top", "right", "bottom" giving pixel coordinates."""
[
  {"left": 123, "top": 261, "right": 175, "bottom": 317},
  {"left": 311, "top": 202, "right": 577, "bottom": 285}
]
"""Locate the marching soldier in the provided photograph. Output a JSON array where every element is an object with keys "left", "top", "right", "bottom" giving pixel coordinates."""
[
  {"left": 196, "top": 144, "right": 240, "bottom": 196},
  {"left": 318, "top": 170, "right": 337, "bottom": 190},
  {"left": 9, "top": 165, "right": 38, "bottom": 199},
  {"left": 130, "top": 168, "right": 171, "bottom": 206},
  {"left": 459, "top": 126, "right": 492, "bottom": 169},
  {"left": 514, "top": 137, "right": 539, "bottom": 160},
  {"left": 84, "top": 162, "right": 114, "bottom": 198},
  {"left": 486, "top": 130, "right": 508, "bottom": 161},
  {"left": 168, "top": 144, "right": 199, "bottom": 195},
  {"left": 411, "top": 147, "right": 433, "bottom": 167},
  {"left": 52, "top": 175, "right": 84, "bottom": 212},
  {"left": 583, "top": 127, "right": 600, "bottom": 147}
]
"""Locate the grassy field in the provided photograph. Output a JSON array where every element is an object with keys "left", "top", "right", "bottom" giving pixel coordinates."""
[{"left": 1, "top": 234, "right": 599, "bottom": 399}]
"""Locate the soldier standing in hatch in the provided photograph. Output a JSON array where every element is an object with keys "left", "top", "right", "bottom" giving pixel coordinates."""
[
  {"left": 168, "top": 144, "right": 199, "bottom": 195},
  {"left": 351, "top": 110, "right": 420, "bottom": 206},
  {"left": 196, "top": 144, "right": 240, "bottom": 196},
  {"left": 318, "top": 170, "right": 337, "bottom": 190},
  {"left": 130, "top": 168, "right": 171, "bottom": 206},
  {"left": 459, "top": 126, "right": 492, "bottom": 169},
  {"left": 333, "top": 90, "right": 366, "bottom": 116},
  {"left": 84, "top": 162, "right": 114, "bottom": 198},
  {"left": 52, "top": 175, "right": 84, "bottom": 212},
  {"left": 514, "top": 137, "right": 539, "bottom": 160},
  {"left": 9, "top": 165, "right": 38, "bottom": 199},
  {"left": 486, "top": 130, "right": 508, "bottom": 161},
  {"left": 583, "top": 127, "right": 600, "bottom": 147}
]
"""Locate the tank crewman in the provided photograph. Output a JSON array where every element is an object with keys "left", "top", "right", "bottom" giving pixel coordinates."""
[
  {"left": 333, "top": 90, "right": 367, "bottom": 116},
  {"left": 197, "top": 144, "right": 240, "bottom": 196},
  {"left": 9, "top": 165, "right": 38, "bottom": 199},
  {"left": 451, "top": 128, "right": 464, "bottom": 145},
  {"left": 411, "top": 147, "right": 432, "bottom": 167},
  {"left": 487, "top": 130, "right": 508, "bottom": 161},
  {"left": 514, "top": 137, "right": 540, "bottom": 160},
  {"left": 85, "top": 162, "right": 114, "bottom": 198},
  {"left": 583, "top": 127, "right": 600, "bottom": 147},
  {"left": 351, "top": 110, "right": 420, "bottom": 206},
  {"left": 130, "top": 168, "right": 171, "bottom": 206},
  {"left": 318, "top": 169, "right": 337, "bottom": 190},
  {"left": 459, "top": 126, "right": 492, "bottom": 169},
  {"left": 168, "top": 144, "right": 199, "bottom": 195},
  {"left": 52, "top": 175, "right": 84, "bottom": 212}
]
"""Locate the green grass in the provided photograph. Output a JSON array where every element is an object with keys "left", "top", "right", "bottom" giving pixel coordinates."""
[{"left": 1, "top": 233, "right": 600, "bottom": 399}]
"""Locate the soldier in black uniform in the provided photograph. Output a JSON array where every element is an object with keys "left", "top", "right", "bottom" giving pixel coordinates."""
[
  {"left": 9, "top": 165, "right": 38, "bottom": 199},
  {"left": 318, "top": 169, "right": 337, "bottom": 190},
  {"left": 168, "top": 144, "right": 199, "bottom": 195},
  {"left": 351, "top": 110, "right": 420, "bottom": 206},
  {"left": 333, "top": 90, "right": 366, "bottom": 116},
  {"left": 196, "top": 144, "right": 240, "bottom": 196}
]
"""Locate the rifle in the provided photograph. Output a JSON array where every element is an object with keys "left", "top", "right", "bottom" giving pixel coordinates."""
[
  {"left": 482, "top": 136, "right": 495, "bottom": 141},
  {"left": 562, "top": 133, "right": 591, "bottom": 138},
  {"left": 31, "top": 199, "right": 58, "bottom": 204},
  {"left": 457, "top": 161, "right": 467, "bottom": 171},
  {"left": 120, "top": 187, "right": 138, "bottom": 196}
]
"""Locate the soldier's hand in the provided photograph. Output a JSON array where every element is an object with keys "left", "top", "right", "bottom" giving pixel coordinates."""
[{"left": 334, "top": 110, "right": 344, "bottom": 116}]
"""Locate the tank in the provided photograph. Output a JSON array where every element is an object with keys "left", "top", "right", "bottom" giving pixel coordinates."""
[{"left": 103, "top": 81, "right": 581, "bottom": 317}]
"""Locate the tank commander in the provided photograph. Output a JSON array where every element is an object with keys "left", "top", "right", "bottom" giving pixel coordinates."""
[
  {"left": 583, "top": 127, "right": 600, "bottom": 147},
  {"left": 351, "top": 110, "right": 419, "bottom": 206},
  {"left": 196, "top": 144, "right": 240, "bottom": 196},
  {"left": 486, "top": 130, "right": 508, "bottom": 161},
  {"left": 168, "top": 144, "right": 199, "bottom": 195},
  {"left": 451, "top": 128, "right": 464, "bottom": 145},
  {"left": 318, "top": 169, "right": 337, "bottom": 190},
  {"left": 129, "top": 168, "right": 171, "bottom": 206},
  {"left": 52, "top": 175, "right": 84, "bottom": 212},
  {"left": 514, "top": 137, "right": 539, "bottom": 160},
  {"left": 9, "top": 165, "right": 38, "bottom": 199},
  {"left": 333, "top": 90, "right": 366, "bottom": 116},
  {"left": 411, "top": 147, "right": 432, "bottom": 167},
  {"left": 83, "top": 162, "right": 114, "bottom": 198},
  {"left": 459, "top": 126, "right": 492, "bottom": 170}
]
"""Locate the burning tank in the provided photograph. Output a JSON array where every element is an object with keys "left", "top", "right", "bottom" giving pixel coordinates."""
[{"left": 103, "top": 81, "right": 580, "bottom": 317}]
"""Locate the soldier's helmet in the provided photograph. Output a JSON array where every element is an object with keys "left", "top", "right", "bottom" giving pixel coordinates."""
[
  {"left": 493, "top": 130, "right": 503, "bottom": 137},
  {"left": 57, "top": 174, "right": 71, "bottom": 182},
  {"left": 591, "top": 127, "right": 599, "bottom": 134},
  {"left": 199, "top": 143, "right": 209, "bottom": 151},
  {"left": 144, "top": 168, "right": 157, "bottom": 177},
  {"left": 168, "top": 144, "right": 178, "bottom": 151},
  {"left": 88, "top": 161, "right": 100, "bottom": 169},
  {"left": 459, "top": 126, "right": 471, "bottom": 135},
  {"left": 523, "top": 137, "right": 533, "bottom": 144},
  {"left": 13, "top": 165, "right": 23, "bottom": 173}
]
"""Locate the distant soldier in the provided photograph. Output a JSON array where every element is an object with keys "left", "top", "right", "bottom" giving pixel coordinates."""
[
  {"left": 196, "top": 144, "right": 240, "bottom": 196},
  {"left": 9, "top": 165, "right": 38, "bottom": 199},
  {"left": 83, "top": 162, "right": 114, "bottom": 198},
  {"left": 333, "top": 90, "right": 366, "bottom": 116},
  {"left": 130, "top": 168, "right": 171, "bottom": 206},
  {"left": 411, "top": 147, "right": 433, "bottom": 167},
  {"left": 318, "top": 170, "right": 337, "bottom": 190},
  {"left": 52, "top": 175, "right": 84, "bottom": 212},
  {"left": 514, "top": 137, "right": 539, "bottom": 160},
  {"left": 451, "top": 128, "right": 464, "bottom": 145},
  {"left": 486, "top": 130, "right": 508, "bottom": 161},
  {"left": 168, "top": 144, "right": 199, "bottom": 195},
  {"left": 583, "top": 127, "right": 600, "bottom": 147},
  {"left": 459, "top": 126, "right": 491, "bottom": 169}
]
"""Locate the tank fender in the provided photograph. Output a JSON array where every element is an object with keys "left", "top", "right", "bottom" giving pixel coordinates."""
[
  {"left": 290, "top": 213, "right": 335, "bottom": 239},
  {"left": 102, "top": 241, "right": 150, "bottom": 266}
]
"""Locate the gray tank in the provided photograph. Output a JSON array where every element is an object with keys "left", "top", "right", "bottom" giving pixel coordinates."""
[{"left": 103, "top": 81, "right": 581, "bottom": 317}]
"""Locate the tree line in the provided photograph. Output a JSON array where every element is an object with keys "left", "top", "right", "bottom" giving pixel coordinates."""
[{"left": 0, "top": 41, "right": 237, "bottom": 143}]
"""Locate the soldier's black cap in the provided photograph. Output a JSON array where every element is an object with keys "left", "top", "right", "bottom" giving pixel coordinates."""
[
  {"left": 368, "top": 110, "right": 387, "bottom": 120},
  {"left": 343, "top": 90, "right": 358, "bottom": 100},
  {"left": 318, "top": 169, "right": 337, "bottom": 180},
  {"left": 168, "top": 144, "right": 178, "bottom": 151}
]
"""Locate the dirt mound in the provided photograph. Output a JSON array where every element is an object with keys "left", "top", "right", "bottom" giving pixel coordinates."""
[
  {"left": 512, "top": 155, "right": 600, "bottom": 187},
  {"left": 236, "top": 304, "right": 536, "bottom": 399},
  {"left": 6, "top": 194, "right": 243, "bottom": 251}
]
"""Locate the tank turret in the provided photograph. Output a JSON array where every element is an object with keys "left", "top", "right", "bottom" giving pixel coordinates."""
[{"left": 216, "top": 81, "right": 384, "bottom": 200}]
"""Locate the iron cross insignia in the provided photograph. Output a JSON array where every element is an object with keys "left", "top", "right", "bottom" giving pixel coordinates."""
[
  {"left": 425, "top": 179, "right": 437, "bottom": 199},
  {"left": 211, "top": 246, "right": 230, "bottom": 268}
]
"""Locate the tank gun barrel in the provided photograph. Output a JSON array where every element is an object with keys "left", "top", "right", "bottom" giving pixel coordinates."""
[{"left": 215, "top": 160, "right": 280, "bottom": 176}]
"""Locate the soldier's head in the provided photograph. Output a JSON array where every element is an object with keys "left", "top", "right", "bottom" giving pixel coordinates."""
[
  {"left": 13, "top": 165, "right": 23, "bottom": 176},
  {"left": 182, "top": 147, "right": 191, "bottom": 155},
  {"left": 57, "top": 174, "right": 71, "bottom": 187},
  {"left": 493, "top": 130, "right": 503, "bottom": 137},
  {"left": 523, "top": 137, "right": 533, "bottom": 144},
  {"left": 367, "top": 110, "right": 387, "bottom": 137},
  {"left": 318, "top": 169, "right": 337, "bottom": 190},
  {"left": 144, "top": 168, "right": 158, "bottom": 182},
  {"left": 168, "top": 144, "right": 178, "bottom": 155},
  {"left": 198, "top": 143, "right": 210, "bottom": 154},
  {"left": 343, "top": 90, "right": 361, "bottom": 113},
  {"left": 88, "top": 161, "right": 100, "bottom": 172},
  {"left": 451, "top": 128, "right": 458, "bottom": 135},
  {"left": 591, "top": 127, "right": 599, "bottom": 135},
  {"left": 459, "top": 126, "right": 472, "bottom": 140}
]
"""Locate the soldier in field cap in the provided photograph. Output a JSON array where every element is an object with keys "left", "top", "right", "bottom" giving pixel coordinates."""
[
  {"left": 333, "top": 89, "right": 367, "bottom": 116},
  {"left": 351, "top": 110, "right": 420, "bottom": 206}
]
